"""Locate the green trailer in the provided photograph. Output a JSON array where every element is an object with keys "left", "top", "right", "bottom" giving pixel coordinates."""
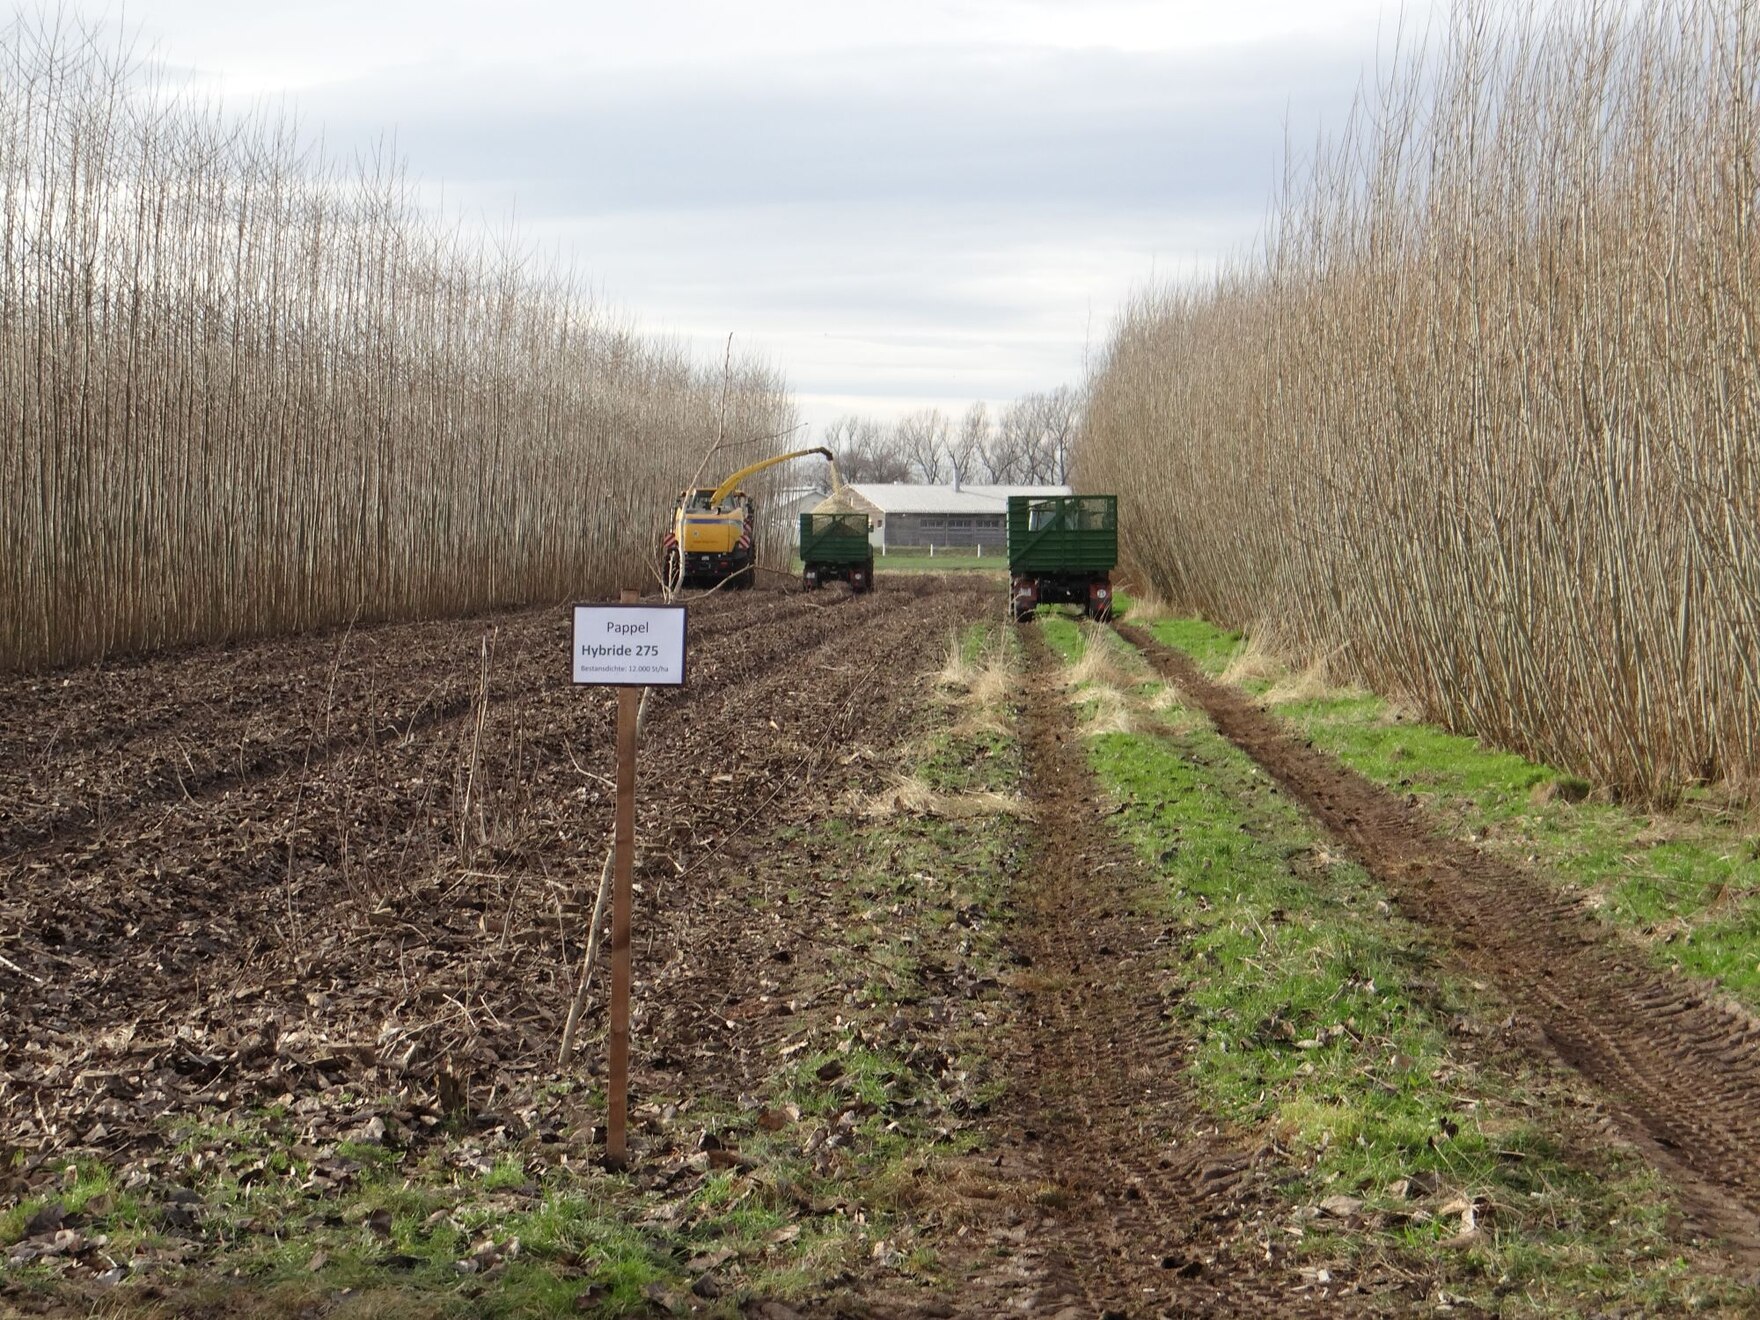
[
  {"left": 1006, "top": 494, "right": 1118, "bottom": 622},
  {"left": 799, "top": 512, "right": 875, "bottom": 593}
]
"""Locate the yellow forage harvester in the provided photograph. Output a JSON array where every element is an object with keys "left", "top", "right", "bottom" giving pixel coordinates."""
[{"left": 662, "top": 447, "right": 834, "bottom": 591}]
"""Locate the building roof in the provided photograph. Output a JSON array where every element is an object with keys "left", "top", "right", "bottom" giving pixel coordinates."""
[
  {"left": 768, "top": 489, "right": 825, "bottom": 519},
  {"left": 843, "top": 483, "right": 1072, "bottom": 515}
]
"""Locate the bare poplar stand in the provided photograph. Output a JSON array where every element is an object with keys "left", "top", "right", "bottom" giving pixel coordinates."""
[{"left": 570, "top": 590, "right": 689, "bottom": 1171}]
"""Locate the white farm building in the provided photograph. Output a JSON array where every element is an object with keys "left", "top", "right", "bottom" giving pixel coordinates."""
[{"left": 830, "top": 483, "right": 1073, "bottom": 553}]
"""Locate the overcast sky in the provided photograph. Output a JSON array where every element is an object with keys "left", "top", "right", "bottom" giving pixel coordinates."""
[{"left": 98, "top": 0, "right": 1433, "bottom": 436}]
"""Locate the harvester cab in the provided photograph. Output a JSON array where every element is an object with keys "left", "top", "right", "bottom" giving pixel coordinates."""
[{"left": 663, "top": 447, "right": 833, "bottom": 592}]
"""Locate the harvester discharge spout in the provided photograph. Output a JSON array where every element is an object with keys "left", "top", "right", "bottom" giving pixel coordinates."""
[{"left": 663, "top": 447, "right": 836, "bottom": 593}]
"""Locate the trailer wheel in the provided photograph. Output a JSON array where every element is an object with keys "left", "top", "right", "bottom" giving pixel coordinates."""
[
  {"left": 850, "top": 563, "right": 872, "bottom": 594},
  {"left": 1086, "top": 579, "right": 1114, "bottom": 621},
  {"left": 803, "top": 568, "right": 820, "bottom": 590}
]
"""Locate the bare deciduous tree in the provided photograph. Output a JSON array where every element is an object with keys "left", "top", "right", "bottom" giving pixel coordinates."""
[
  {"left": 895, "top": 408, "right": 951, "bottom": 483},
  {"left": 999, "top": 389, "right": 1081, "bottom": 484},
  {"left": 951, "top": 402, "right": 989, "bottom": 485},
  {"left": 979, "top": 422, "right": 1027, "bottom": 483},
  {"left": 1032, "top": 386, "right": 1082, "bottom": 484},
  {"left": 815, "top": 417, "right": 911, "bottom": 490}
]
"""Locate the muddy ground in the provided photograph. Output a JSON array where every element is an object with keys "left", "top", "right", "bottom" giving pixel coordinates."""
[
  {"left": 3, "top": 581, "right": 1759, "bottom": 1314},
  {"left": 877, "top": 629, "right": 1380, "bottom": 1319}
]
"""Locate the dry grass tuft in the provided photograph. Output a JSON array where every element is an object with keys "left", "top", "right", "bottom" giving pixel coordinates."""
[
  {"left": 904, "top": 1156, "right": 1057, "bottom": 1225},
  {"left": 935, "top": 631, "right": 977, "bottom": 693},
  {"left": 856, "top": 774, "right": 1028, "bottom": 820},
  {"left": 1262, "top": 654, "right": 1355, "bottom": 707},
  {"left": 1064, "top": 627, "right": 1147, "bottom": 691},
  {"left": 1219, "top": 633, "right": 1285, "bottom": 687},
  {"left": 1076, "top": 685, "right": 1141, "bottom": 739},
  {"left": 1005, "top": 967, "right": 1072, "bottom": 994},
  {"left": 1056, "top": 625, "right": 1190, "bottom": 738},
  {"left": 934, "top": 631, "right": 1016, "bottom": 738},
  {"left": 1115, "top": 591, "right": 1178, "bottom": 624},
  {"left": 967, "top": 654, "right": 1014, "bottom": 718},
  {"left": 1147, "top": 686, "right": 1190, "bottom": 717},
  {"left": 1377, "top": 696, "right": 1425, "bottom": 726}
]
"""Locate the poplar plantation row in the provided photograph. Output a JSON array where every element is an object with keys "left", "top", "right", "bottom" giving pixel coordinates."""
[
  {"left": 0, "top": 15, "right": 795, "bottom": 671},
  {"left": 1078, "top": 0, "right": 1760, "bottom": 803}
]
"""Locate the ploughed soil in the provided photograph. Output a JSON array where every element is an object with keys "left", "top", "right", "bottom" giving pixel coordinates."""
[
  {"left": 0, "top": 581, "right": 1009, "bottom": 1307},
  {"left": 0, "top": 583, "right": 983, "bottom": 1131},
  {"left": 1120, "top": 623, "right": 1760, "bottom": 1264}
]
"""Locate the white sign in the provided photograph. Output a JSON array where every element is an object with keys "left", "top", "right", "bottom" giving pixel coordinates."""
[{"left": 572, "top": 603, "right": 688, "bottom": 686}]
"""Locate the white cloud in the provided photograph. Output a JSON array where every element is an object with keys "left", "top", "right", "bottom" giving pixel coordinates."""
[{"left": 88, "top": 0, "right": 1434, "bottom": 435}]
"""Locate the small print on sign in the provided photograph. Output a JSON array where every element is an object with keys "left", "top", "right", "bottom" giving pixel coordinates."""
[{"left": 572, "top": 604, "right": 688, "bottom": 686}]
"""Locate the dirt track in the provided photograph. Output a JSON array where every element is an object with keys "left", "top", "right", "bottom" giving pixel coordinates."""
[
  {"left": 1120, "top": 622, "right": 1760, "bottom": 1262},
  {"left": 907, "top": 629, "right": 1371, "bottom": 1318}
]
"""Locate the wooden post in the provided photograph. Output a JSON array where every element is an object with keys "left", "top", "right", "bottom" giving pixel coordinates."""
[
  {"left": 570, "top": 589, "right": 684, "bottom": 1167},
  {"left": 607, "top": 588, "right": 639, "bottom": 1168}
]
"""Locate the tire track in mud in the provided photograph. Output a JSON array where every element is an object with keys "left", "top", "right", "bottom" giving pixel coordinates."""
[
  {"left": 1119, "top": 623, "right": 1760, "bottom": 1261},
  {"left": 922, "top": 630, "right": 1360, "bottom": 1318}
]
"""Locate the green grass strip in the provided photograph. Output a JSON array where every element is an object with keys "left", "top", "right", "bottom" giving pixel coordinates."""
[
  {"left": 1150, "top": 615, "right": 1760, "bottom": 1013},
  {"left": 1067, "top": 632, "right": 1750, "bottom": 1314},
  {"left": 1142, "top": 617, "right": 1246, "bottom": 675}
]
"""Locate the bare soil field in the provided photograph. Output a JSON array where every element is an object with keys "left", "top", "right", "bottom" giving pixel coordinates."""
[
  {"left": 3, "top": 581, "right": 1759, "bottom": 1315},
  {"left": 1, "top": 585, "right": 943, "bottom": 1121},
  {"left": 1, "top": 583, "right": 1005, "bottom": 1309},
  {"left": 0, "top": 581, "right": 1373, "bottom": 1316}
]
